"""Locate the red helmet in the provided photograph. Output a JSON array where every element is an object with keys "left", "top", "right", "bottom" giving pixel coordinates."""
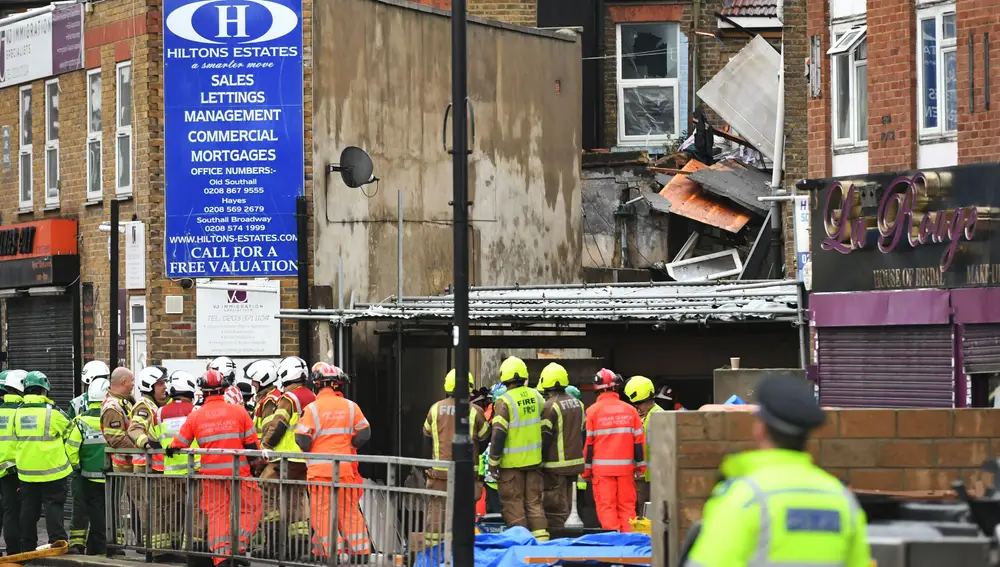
[
  {"left": 593, "top": 368, "right": 622, "bottom": 391},
  {"left": 200, "top": 368, "right": 228, "bottom": 392},
  {"left": 311, "top": 362, "right": 349, "bottom": 386}
]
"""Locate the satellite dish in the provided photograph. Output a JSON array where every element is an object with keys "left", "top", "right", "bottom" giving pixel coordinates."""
[{"left": 329, "top": 146, "right": 377, "bottom": 188}]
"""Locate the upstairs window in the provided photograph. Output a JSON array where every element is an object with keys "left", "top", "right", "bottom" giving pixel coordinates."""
[
  {"left": 116, "top": 62, "right": 133, "bottom": 196},
  {"left": 617, "top": 22, "right": 681, "bottom": 145},
  {"left": 918, "top": 7, "right": 957, "bottom": 137},
  {"left": 19, "top": 86, "right": 33, "bottom": 210},
  {"left": 829, "top": 26, "right": 868, "bottom": 147},
  {"left": 87, "top": 69, "right": 103, "bottom": 201},
  {"left": 44, "top": 79, "right": 59, "bottom": 208}
]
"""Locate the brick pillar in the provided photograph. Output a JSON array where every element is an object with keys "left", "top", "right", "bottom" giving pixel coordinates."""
[
  {"left": 806, "top": 0, "right": 831, "bottom": 179},
  {"left": 867, "top": 0, "right": 916, "bottom": 173},
  {"left": 956, "top": 0, "right": 1000, "bottom": 164},
  {"left": 783, "top": 0, "right": 809, "bottom": 275}
]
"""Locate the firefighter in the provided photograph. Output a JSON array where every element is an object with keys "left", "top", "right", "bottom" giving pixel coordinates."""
[
  {"left": 656, "top": 385, "right": 685, "bottom": 411},
  {"left": 259, "top": 357, "right": 316, "bottom": 552},
  {"left": 481, "top": 383, "right": 506, "bottom": 516},
  {"left": 0, "top": 370, "right": 25, "bottom": 554},
  {"left": 101, "top": 367, "right": 136, "bottom": 549},
  {"left": 537, "top": 363, "right": 585, "bottom": 530},
  {"left": 245, "top": 360, "right": 280, "bottom": 436},
  {"left": 70, "top": 361, "right": 111, "bottom": 419},
  {"left": 294, "top": 363, "right": 371, "bottom": 561},
  {"left": 15, "top": 371, "right": 72, "bottom": 550},
  {"left": 423, "top": 369, "right": 490, "bottom": 538},
  {"left": 128, "top": 365, "right": 170, "bottom": 549},
  {"left": 166, "top": 369, "right": 263, "bottom": 565},
  {"left": 625, "top": 375, "right": 663, "bottom": 518},
  {"left": 584, "top": 369, "right": 645, "bottom": 532},
  {"left": 154, "top": 371, "right": 202, "bottom": 550},
  {"left": 66, "top": 377, "right": 111, "bottom": 555},
  {"left": 488, "top": 356, "right": 549, "bottom": 542}
]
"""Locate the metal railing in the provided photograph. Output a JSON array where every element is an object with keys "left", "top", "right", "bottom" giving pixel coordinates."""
[{"left": 105, "top": 448, "right": 453, "bottom": 566}]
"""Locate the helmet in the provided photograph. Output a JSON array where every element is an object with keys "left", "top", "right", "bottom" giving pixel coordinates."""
[
  {"left": 24, "top": 371, "right": 51, "bottom": 392},
  {"left": 137, "top": 365, "right": 169, "bottom": 394},
  {"left": 4, "top": 370, "right": 26, "bottom": 393},
  {"left": 168, "top": 370, "right": 198, "bottom": 397},
  {"left": 224, "top": 385, "right": 243, "bottom": 405},
  {"left": 0, "top": 371, "right": 8, "bottom": 391},
  {"left": 499, "top": 356, "right": 529, "bottom": 385},
  {"left": 88, "top": 377, "right": 111, "bottom": 405},
  {"left": 81, "top": 360, "right": 111, "bottom": 386},
  {"left": 656, "top": 385, "right": 675, "bottom": 402},
  {"left": 310, "top": 361, "right": 349, "bottom": 385},
  {"left": 200, "top": 368, "right": 228, "bottom": 392},
  {"left": 565, "top": 385, "right": 582, "bottom": 401},
  {"left": 277, "top": 356, "right": 308, "bottom": 387},
  {"left": 489, "top": 383, "right": 507, "bottom": 401},
  {"left": 444, "top": 368, "right": 475, "bottom": 394},
  {"left": 625, "top": 376, "right": 655, "bottom": 403},
  {"left": 593, "top": 368, "right": 622, "bottom": 392},
  {"left": 244, "top": 360, "right": 278, "bottom": 389},
  {"left": 233, "top": 374, "right": 254, "bottom": 400},
  {"left": 538, "top": 363, "right": 569, "bottom": 392},
  {"left": 208, "top": 357, "right": 238, "bottom": 382}
]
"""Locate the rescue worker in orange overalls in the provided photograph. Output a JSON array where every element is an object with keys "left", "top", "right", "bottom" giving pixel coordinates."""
[
  {"left": 167, "top": 369, "right": 263, "bottom": 565},
  {"left": 583, "top": 368, "right": 646, "bottom": 532},
  {"left": 294, "top": 363, "right": 372, "bottom": 562}
]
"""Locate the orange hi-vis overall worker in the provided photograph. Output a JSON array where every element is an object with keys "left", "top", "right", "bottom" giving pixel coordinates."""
[
  {"left": 295, "top": 363, "right": 372, "bottom": 560},
  {"left": 167, "top": 369, "right": 263, "bottom": 565},
  {"left": 584, "top": 369, "right": 646, "bottom": 532}
]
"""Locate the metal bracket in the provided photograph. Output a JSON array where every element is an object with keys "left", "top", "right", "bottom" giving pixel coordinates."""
[{"left": 442, "top": 99, "right": 476, "bottom": 155}]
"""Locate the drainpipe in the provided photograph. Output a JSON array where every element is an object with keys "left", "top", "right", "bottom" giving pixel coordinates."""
[{"left": 769, "top": 45, "right": 785, "bottom": 277}]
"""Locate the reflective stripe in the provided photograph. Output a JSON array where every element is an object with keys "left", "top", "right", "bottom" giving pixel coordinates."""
[
  {"left": 588, "top": 426, "right": 634, "bottom": 437},
  {"left": 82, "top": 471, "right": 104, "bottom": 479},
  {"left": 307, "top": 403, "right": 321, "bottom": 438},
  {"left": 199, "top": 432, "right": 244, "bottom": 443},
  {"left": 317, "top": 427, "right": 353, "bottom": 436},
  {"left": 355, "top": 419, "right": 369, "bottom": 430},
  {"left": 633, "top": 427, "right": 644, "bottom": 436},
  {"left": 591, "top": 458, "right": 634, "bottom": 466},
  {"left": 0, "top": 460, "right": 14, "bottom": 471},
  {"left": 543, "top": 458, "right": 585, "bottom": 469},
  {"left": 66, "top": 439, "right": 82, "bottom": 448},
  {"left": 175, "top": 434, "right": 191, "bottom": 446},
  {"left": 503, "top": 442, "right": 542, "bottom": 454},
  {"left": 19, "top": 461, "right": 71, "bottom": 476}
]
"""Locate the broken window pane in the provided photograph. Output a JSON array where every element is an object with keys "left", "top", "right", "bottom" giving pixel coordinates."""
[
  {"left": 836, "top": 54, "right": 850, "bottom": 139},
  {"left": 620, "top": 23, "right": 678, "bottom": 80},
  {"left": 623, "top": 86, "right": 675, "bottom": 137}
]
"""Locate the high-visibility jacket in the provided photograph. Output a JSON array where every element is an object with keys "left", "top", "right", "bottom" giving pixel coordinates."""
[
  {"left": 686, "top": 449, "right": 871, "bottom": 567},
  {"left": 128, "top": 395, "right": 165, "bottom": 471},
  {"left": 540, "top": 392, "right": 585, "bottom": 475},
  {"left": 69, "top": 392, "right": 89, "bottom": 420},
  {"left": 14, "top": 394, "right": 72, "bottom": 483},
  {"left": 0, "top": 393, "right": 23, "bottom": 478},
  {"left": 639, "top": 403, "right": 664, "bottom": 481},
  {"left": 66, "top": 404, "right": 107, "bottom": 482},
  {"left": 423, "top": 397, "right": 489, "bottom": 478},
  {"left": 101, "top": 392, "right": 134, "bottom": 469},
  {"left": 253, "top": 386, "right": 281, "bottom": 436},
  {"left": 295, "top": 388, "right": 369, "bottom": 479},
  {"left": 584, "top": 392, "right": 645, "bottom": 477},
  {"left": 490, "top": 386, "right": 544, "bottom": 469},
  {"left": 262, "top": 384, "right": 315, "bottom": 463},
  {"left": 170, "top": 395, "right": 259, "bottom": 476},
  {"left": 153, "top": 399, "right": 198, "bottom": 475}
]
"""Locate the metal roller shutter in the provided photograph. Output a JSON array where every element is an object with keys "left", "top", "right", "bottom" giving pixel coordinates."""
[
  {"left": 962, "top": 324, "right": 1000, "bottom": 375},
  {"left": 818, "top": 326, "right": 954, "bottom": 408},
  {"left": 5, "top": 295, "right": 76, "bottom": 409}
]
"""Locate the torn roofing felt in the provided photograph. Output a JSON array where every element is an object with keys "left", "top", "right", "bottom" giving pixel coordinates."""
[{"left": 687, "top": 159, "right": 771, "bottom": 216}]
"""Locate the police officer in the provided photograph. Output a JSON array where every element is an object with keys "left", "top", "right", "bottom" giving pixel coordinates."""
[{"left": 683, "top": 375, "right": 871, "bottom": 567}]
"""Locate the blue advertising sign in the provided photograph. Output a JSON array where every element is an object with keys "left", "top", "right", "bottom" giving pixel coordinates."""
[{"left": 163, "top": 0, "right": 303, "bottom": 278}]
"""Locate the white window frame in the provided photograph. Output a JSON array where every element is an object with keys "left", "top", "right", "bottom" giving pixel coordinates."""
[
  {"left": 87, "top": 68, "right": 103, "bottom": 202},
  {"left": 18, "top": 85, "right": 33, "bottom": 211},
  {"left": 615, "top": 22, "right": 681, "bottom": 146},
  {"left": 44, "top": 78, "right": 59, "bottom": 208},
  {"left": 115, "top": 61, "right": 133, "bottom": 197},
  {"left": 829, "top": 24, "right": 868, "bottom": 148},
  {"left": 917, "top": 5, "right": 958, "bottom": 139}
]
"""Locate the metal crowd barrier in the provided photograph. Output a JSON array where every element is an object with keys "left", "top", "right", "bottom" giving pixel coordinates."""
[{"left": 105, "top": 448, "right": 454, "bottom": 566}]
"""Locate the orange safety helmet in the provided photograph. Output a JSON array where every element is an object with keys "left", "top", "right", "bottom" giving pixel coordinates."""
[
  {"left": 311, "top": 361, "right": 350, "bottom": 386},
  {"left": 593, "top": 368, "right": 622, "bottom": 392}
]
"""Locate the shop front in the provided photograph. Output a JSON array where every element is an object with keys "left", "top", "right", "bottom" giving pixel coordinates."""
[
  {"left": 0, "top": 220, "right": 80, "bottom": 408},
  {"left": 809, "top": 163, "right": 1000, "bottom": 408}
]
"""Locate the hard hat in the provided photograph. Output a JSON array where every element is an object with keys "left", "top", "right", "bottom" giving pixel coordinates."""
[
  {"left": 24, "top": 371, "right": 51, "bottom": 392},
  {"left": 499, "top": 356, "right": 529, "bottom": 385},
  {"left": 87, "top": 377, "right": 111, "bottom": 405},
  {"left": 444, "top": 368, "right": 475, "bottom": 394},
  {"left": 277, "top": 356, "right": 308, "bottom": 387},
  {"left": 656, "top": 385, "right": 675, "bottom": 402},
  {"left": 208, "top": 357, "right": 238, "bottom": 382},
  {"left": 489, "top": 383, "right": 507, "bottom": 401},
  {"left": 224, "top": 385, "right": 243, "bottom": 405},
  {"left": 538, "top": 363, "right": 569, "bottom": 392},
  {"left": 168, "top": 370, "right": 198, "bottom": 397},
  {"left": 625, "top": 376, "right": 655, "bottom": 403},
  {"left": 4, "top": 370, "right": 26, "bottom": 393},
  {"left": 200, "top": 368, "right": 229, "bottom": 393},
  {"left": 244, "top": 359, "right": 278, "bottom": 389},
  {"left": 81, "top": 360, "right": 111, "bottom": 386},
  {"left": 0, "top": 371, "right": 8, "bottom": 391},
  {"left": 233, "top": 374, "right": 254, "bottom": 399},
  {"left": 137, "top": 366, "right": 168, "bottom": 394},
  {"left": 311, "top": 362, "right": 350, "bottom": 386},
  {"left": 593, "top": 368, "right": 621, "bottom": 392},
  {"left": 565, "top": 385, "right": 582, "bottom": 401}
]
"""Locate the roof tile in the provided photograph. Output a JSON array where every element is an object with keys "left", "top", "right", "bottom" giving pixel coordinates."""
[{"left": 719, "top": 0, "right": 778, "bottom": 18}]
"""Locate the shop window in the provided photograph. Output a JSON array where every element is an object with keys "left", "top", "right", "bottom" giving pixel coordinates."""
[
  {"left": 116, "top": 61, "right": 133, "bottom": 197},
  {"left": 918, "top": 6, "right": 957, "bottom": 138},
  {"left": 18, "top": 86, "right": 32, "bottom": 211},
  {"left": 828, "top": 26, "right": 868, "bottom": 147},
  {"left": 616, "top": 22, "right": 680, "bottom": 145},
  {"left": 87, "top": 69, "right": 103, "bottom": 202},
  {"left": 44, "top": 79, "right": 59, "bottom": 208}
]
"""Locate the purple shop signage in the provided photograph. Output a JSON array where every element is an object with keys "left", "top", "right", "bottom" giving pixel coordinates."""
[{"left": 0, "top": 4, "right": 83, "bottom": 89}]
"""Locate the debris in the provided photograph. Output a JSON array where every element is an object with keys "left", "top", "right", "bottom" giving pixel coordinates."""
[
  {"left": 688, "top": 159, "right": 772, "bottom": 216},
  {"left": 658, "top": 159, "right": 753, "bottom": 233}
]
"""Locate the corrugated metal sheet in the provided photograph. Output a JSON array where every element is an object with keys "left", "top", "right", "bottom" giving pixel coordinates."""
[
  {"left": 962, "top": 324, "right": 1000, "bottom": 374},
  {"left": 658, "top": 159, "right": 752, "bottom": 233},
  {"left": 818, "top": 326, "right": 954, "bottom": 408},
  {"left": 687, "top": 159, "right": 770, "bottom": 215},
  {"left": 720, "top": 0, "right": 778, "bottom": 17}
]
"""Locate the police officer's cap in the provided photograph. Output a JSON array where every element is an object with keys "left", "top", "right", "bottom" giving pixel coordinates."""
[{"left": 756, "top": 375, "right": 825, "bottom": 437}]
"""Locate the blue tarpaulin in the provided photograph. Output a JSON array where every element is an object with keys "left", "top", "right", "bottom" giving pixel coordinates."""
[
  {"left": 724, "top": 395, "right": 746, "bottom": 405},
  {"left": 416, "top": 527, "right": 652, "bottom": 567}
]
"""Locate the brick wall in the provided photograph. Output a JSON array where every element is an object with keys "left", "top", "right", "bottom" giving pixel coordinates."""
[
  {"left": 806, "top": 0, "right": 831, "bottom": 179},
  {"left": 867, "top": 0, "right": 917, "bottom": 172},
  {"left": 407, "top": 0, "right": 538, "bottom": 26},
  {"left": 956, "top": 0, "right": 1000, "bottom": 163},
  {"left": 650, "top": 409, "right": 1000, "bottom": 567}
]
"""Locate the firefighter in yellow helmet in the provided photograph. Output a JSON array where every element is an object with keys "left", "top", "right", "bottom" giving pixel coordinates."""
[
  {"left": 624, "top": 375, "right": 662, "bottom": 517},
  {"left": 422, "top": 369, "right": 490, "bottom": 542},
  {"left": 488, "top": 357, "right": 549, "bottom": 541},
  {"left": 537, "top": 363, "right": 585, "bottom": 529}
]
